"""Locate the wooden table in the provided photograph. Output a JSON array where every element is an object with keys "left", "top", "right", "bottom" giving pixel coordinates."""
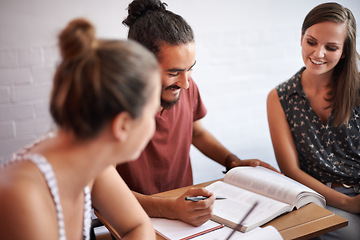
[{"left": 96, "top": 180, "right": 348, "bottom": 240}]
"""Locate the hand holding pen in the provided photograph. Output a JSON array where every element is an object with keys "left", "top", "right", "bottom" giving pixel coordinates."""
[{"left": 173, "top": 187, "right": 217, "bottom": 226}]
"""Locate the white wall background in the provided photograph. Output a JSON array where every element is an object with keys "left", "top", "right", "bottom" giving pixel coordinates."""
[{"left": 1, "top": 0, "right": 359, "bottom": 184}]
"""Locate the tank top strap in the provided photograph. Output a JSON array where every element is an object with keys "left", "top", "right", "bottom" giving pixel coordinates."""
[
  {"left": 8, "top": 132, "right": 92, "bottom": 240},
  {"left": 23, "top": 153, "right": 67, "bottom": 240},
  {"left": 83, "top": 185, "right": 91, "bottom": 240}
]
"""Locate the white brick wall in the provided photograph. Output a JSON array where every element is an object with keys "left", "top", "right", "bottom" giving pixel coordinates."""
[{"left": 1, "top": 0, "right": 359, "bottom": 183}]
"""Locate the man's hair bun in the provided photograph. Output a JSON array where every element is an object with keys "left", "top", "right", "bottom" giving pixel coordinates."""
[{"left": 123, "top": 0, "right": 167, "bottom": 27}]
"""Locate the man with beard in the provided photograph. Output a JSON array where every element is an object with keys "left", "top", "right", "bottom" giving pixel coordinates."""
[{"left": 116, "top": 0, "right": 278, "bottom": 226}]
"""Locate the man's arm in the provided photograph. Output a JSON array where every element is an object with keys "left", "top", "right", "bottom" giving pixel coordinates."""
[
  {"left": 93, "top": 166, "right": 214, "bottom": 227},
  {"left": 192, "top": 119, "right": 279, "bottom": 172}
]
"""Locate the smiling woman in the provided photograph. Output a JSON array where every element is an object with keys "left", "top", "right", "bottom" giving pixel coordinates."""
[
  {"left": 300, "top": 21, "right": 347, "bottom": 125},
  {"left": 267, "top": 2, "right": 360, "bottom": 240},
  {"left": 301, "top": 21, "right": 346, "bottom": 75}
]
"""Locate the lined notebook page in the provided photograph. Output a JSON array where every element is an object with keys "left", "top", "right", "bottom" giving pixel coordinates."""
[
  {"left": 151, "top": 218, "right": 223, "bottom": 240},
  {"left": 193, "top": 225, "right": 283, "bottom": 240}
]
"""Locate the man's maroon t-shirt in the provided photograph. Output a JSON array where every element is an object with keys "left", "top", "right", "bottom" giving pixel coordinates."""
[{"left": 116, "top": 78, "right": 207, "bottom": 195}]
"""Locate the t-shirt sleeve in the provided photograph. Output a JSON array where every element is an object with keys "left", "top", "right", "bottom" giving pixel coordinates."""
[{"left": 189, "top": 77, "right": 207, "bottom": 121}]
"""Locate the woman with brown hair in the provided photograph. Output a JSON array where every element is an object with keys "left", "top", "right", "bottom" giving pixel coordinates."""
[
  {"left": 0, "top": 18, "right": 160, "bottom": 239},
  {"left": 267, "top": 2, "right": 360, "bottom": 239}
]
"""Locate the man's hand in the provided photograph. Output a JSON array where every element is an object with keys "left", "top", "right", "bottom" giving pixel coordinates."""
[
  {"left": 225, "top": 154, "right": 280, "bottom": 173},
  {"left": 170, "top": 187, "right": 214, "bottom": 226}
]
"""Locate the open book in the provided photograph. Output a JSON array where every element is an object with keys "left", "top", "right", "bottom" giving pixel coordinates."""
[{"left": 206, "top": 166, "right": 326, "bottom": 232}]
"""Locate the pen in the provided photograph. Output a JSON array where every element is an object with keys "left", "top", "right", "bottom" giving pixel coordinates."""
[
  {"left": 225, "top": 201, "right": 259, "bottom": 240},
  {"left": 184, "top": 196, "right": 226, "bottom": 202}
]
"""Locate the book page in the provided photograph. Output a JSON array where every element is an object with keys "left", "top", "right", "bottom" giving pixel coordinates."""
[
  {"left": 206, "top": 181, "right": 291, "bottom": 232},
  {"left": 151, "top": 218, "right": 223, "bottom": 240},
  {"left": 193, "top": 225, "right": 283, "bottom": 240},
  {"left": 224, "top": 166, "right": 323, "bottom": 206}
]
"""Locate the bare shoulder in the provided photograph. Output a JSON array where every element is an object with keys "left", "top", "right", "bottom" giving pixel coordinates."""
[
  {"left": 267, "top": 88, "right": 279, "bottom": 103},
  {"left": 0, "top": 161, "right": 58, "bottom": 239},
  {"left": 267, "top": 88, "right": 282, "bottom": 111}
]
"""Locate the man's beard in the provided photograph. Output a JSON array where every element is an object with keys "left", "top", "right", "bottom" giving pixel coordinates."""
[
  {"left": 161, "top": 85, "right": 181, "bottom": 110},
  {"left": 161, "top": 95, "right": 180, "bottom": 110}
]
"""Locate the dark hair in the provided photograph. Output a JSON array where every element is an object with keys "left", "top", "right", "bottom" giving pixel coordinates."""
[
  {"left": 123, "top": 0, "right": 194, "bottom": 57},
  {"left": 302, "top": 2, "right": 360, "bottom": 126},
  {"left": 50, "top": 18, "right": 159, "bottom": 139}
]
